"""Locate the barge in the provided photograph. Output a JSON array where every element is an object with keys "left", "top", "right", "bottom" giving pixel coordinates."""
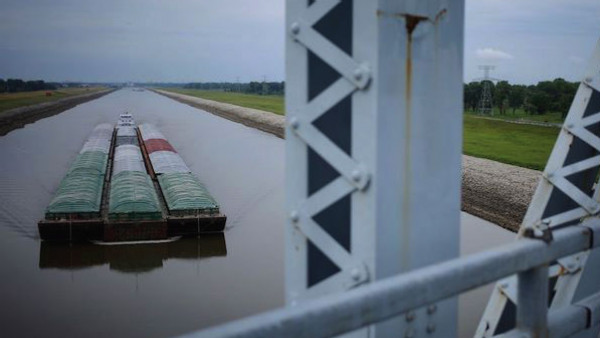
[{"left": 38, "top": 113, "right": 227, "bottom": 242}]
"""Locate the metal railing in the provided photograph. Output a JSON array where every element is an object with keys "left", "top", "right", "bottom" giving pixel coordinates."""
[{"left": 185, "top": 219, "right": 600, "bottom": 338}]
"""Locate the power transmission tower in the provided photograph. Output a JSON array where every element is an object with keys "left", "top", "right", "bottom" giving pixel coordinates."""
[{"left": 476, "top": 65, "right": 496, "bottom": 115}]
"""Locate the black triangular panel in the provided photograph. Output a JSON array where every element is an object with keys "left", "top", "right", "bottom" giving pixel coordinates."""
[
  {"left": 582, "top": 89, "right": 600, "bottom": 117},
  {"left": 306, "top": 0, "right": 352, "bottom": 101},
  {"left": 313, "top": 194, "right": 351, "bottom": 252},
  {"left": 308, "top": 147, "right": 340, "bottom": 196},
  {"left": 545, "top": 130, "right": 600, "bottom": 221},
  {"left": 584, "top": 121, "right": 600, "bottom": 144},
  {"left": 563, "top": 134, "right": 599, "bottom": 167},
  {"left": 495, "top": 299, "right": 516, "bottom": 335},
  {"left": 308, "top": 51, "right": 342, "bottom": 101},
  {"left": 307, "top": 240, "right": 341, "bottom": 287},
  {"left": 313, "top": 95, "right": 352, "bottom": 156},
  {"left": 542, "top": 183, "right": 581, "bottom": 220},
  {"left": 565, "top": 168, "right": 598, "bottom": 197},
  {"left": 312, "top": 0, "right": 353, "bottom": 56}
]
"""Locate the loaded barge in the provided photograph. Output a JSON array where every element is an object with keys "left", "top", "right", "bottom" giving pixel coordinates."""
[{"left": 38, "top": 113, "right": 226, "bottom": 242}]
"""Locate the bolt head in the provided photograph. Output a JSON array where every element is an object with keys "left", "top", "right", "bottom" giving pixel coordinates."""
[
  {"left": 500, "top": 282, "right": 509, "bottom": 289},
  {"left": 351, "top": 170, "right": 362, "bottom": 182},
  {"left": 350, "top": 268, "right": 361, "bottom": 281},
  {"left": 426, "top": 323, "right": 436, "bottom": 333},
  {"left": 290, "top": 22, "right": 300, "bottom": 35},
  {"left": 353, "top": 68, "right": 363, "bottom": 81},
  {"left": 405, "top": 311, "right": 415, "bottom": 322},
  {"left": 289, "top": 117, "right": 300, "bottom": 130},
  {"left": 290, "top": 210, "right": 299, "bottom": 223},
  {"left": 404, "top": 328, "right": 415, "bottom": 338},
  {"left": 586, "top": 77, "right": 593, "bottom": 83},
  {"left": 427, "top": 304, "right": 437, "bottom": 314}
]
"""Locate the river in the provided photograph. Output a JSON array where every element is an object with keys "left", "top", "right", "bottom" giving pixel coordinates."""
[{"left": 0, "top": 89, "right": 513, "bottom": 337}]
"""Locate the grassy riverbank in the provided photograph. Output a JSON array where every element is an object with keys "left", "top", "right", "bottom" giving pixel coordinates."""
[
  {"left": 161, "top": 88, "right": 557, "bottom": 170},
  {"left": 0, "top": 87, "right": 106, "bottom": 113}
]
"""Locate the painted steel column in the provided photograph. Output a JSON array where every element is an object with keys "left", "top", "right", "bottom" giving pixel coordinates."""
[
  {"left": 285, "top": 1, "right": 464, "bottom": 337},
  {"left": 517, "top": 265, "right": 549, "bottom": 337},
  {"left": 372, "top": 1, "right": 464, "bottom": 337}
]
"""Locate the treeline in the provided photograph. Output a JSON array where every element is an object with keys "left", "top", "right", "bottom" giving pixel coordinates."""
[
  {"left": 0, "top": 78, "right": 58, "bottom": 93},
  {"left": 184, "top": 81, "right": 285, "bottom": 95},
  {"left": 464, "top": 78, "right": 578, "bottom": 117}
]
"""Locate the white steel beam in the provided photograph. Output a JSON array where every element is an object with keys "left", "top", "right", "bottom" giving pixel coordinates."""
[{"left": 285, "top": 0, "right": 464, "bottom": 337}]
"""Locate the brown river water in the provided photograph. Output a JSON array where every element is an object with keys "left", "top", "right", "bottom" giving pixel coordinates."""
[{"left": 0, "top": 89, "right": 512, "bottom": 337}]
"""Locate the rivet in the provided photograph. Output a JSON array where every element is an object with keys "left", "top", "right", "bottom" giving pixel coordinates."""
[
  {"left": 351, "top": 170, "right": 362, "bottom": 182},
  {"left": 427, "top": 304, "right": 437, "bottom": 314},
  {"left": 290, "top": 22, "right": 300, "bottom": 35},
  {"left": 586, "top": 77, "right": 593, "bottom": 83},
  {"left": 545, "top": 172, "right": 554, "bottom": 179},
  {"left": 426, "top": 323, "right": 436, "bottom": 333},
  {"left": 289, "top": 117, "right": 300, "bottom": 130},
  {"left": 351, "top": 268, "right": 361, "bottom": 281},
  {"left": 566, "top": 123, "right": 574, "bottom": 129},
  {"left": 500, "top": 282, "right": 509, "bottom": 289},
  {"left": 405, "top": 311, "right": 415, "bottom": 322},
  {"left": 566, "top": 263, "right": 576, "bottom": 270},
  {"left": 290, "top": 210, "right": 299, "bottom": 223},
  {"left": 353, "top": 68, "right": 363, "bottom": 81},
  {"left": 404, "top": 328, "right": 415, "bottom": 338}
]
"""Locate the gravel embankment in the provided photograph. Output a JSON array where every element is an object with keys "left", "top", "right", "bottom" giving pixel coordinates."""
[
  {"left": 154, "top": 89, "right": 285, "bottom": 138},
  {"left": 155, "top": 89, "right": 540, "bottom": 232},
  {"left": 462, "top": 156, "right": 539, "bottom": 232}
]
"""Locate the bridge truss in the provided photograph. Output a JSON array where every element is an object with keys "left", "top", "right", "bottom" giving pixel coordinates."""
[
  {"left": 188, "top": 0, "right": 600, "bottom": 337},
  {"left": 476, "top": 38, "right": 600, "bottom": 337}
]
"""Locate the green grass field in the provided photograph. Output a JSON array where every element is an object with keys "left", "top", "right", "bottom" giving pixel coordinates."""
[
  {"left": 162, "top": 88, "right": 558, "bottom": 170},
  {"left": 463, "top": 115, "right": 558, "bottom": 170},
  {"left": 0, "top": 87, "right": 105, "bottom": 113},
  {"left": 164, "top": 88, "right": 285, "bottom": 115}
]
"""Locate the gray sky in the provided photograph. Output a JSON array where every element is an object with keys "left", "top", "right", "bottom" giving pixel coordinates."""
[{"left": 1, "top": 0, "right": 599, "bottom": 84}]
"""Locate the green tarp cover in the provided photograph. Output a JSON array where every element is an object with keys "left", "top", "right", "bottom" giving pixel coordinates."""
[
  {"left": 109, "top": 171, "right": 161, "bottom": 220},
  {"left": 158, "top": 173, "right": 219, "bottom": 214},
  {"left": 68, "top": 151, "right": 109, "bottom": 176},
  {"left": 46, "top": 172, "right": 104, "bottom": 215}
]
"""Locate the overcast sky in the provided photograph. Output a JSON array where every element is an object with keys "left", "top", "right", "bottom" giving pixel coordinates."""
[{"left": 1, "top": 0, "right": 599, "bottom": 84}]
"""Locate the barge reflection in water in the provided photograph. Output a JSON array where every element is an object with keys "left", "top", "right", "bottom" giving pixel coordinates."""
[{"left": 39, "top": 234, "right": 227, "bottom": 274}]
